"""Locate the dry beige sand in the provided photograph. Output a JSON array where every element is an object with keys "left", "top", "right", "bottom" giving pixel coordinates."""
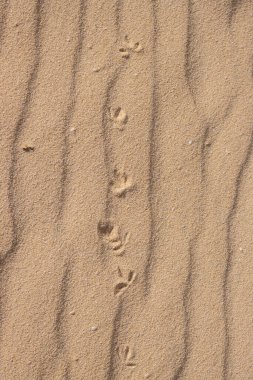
[{"left": 0, "top": 0, "right": 253, "bottom": 379}]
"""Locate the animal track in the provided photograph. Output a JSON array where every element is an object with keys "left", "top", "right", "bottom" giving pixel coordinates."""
[
  {"left": 114, "top": 267, "right": 136, "bottom": 296},
  {"left": 119, "top": 35, "right": 143, "bottom": 58},
  {"left": 110, "top": 168, "right": 134, "bottom": 197},
  {"left": 117, "top": 345, "right": 136, "bottom": 368},
  {"left": 108, "top": 225, "right": 130, "bottom": 256},
  {"left": 119, "top": 47, "right": 130, "bottom": 59},
  {"left": 22, "top": 144, "right": 34, "bottom": 152},
  {"left": 97, "top": 221, "right": 130, "bottom": 256},
  {"left": 109, "top": 107, "right": 128, "bottom": 130},
  {"left": 125, "top": 35, "right": 143, "bottom": 53}
]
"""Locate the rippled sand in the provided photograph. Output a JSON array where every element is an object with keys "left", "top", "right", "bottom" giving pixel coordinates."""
[{"left": 0, "top": 1, "right": 253, "bottom": 379}]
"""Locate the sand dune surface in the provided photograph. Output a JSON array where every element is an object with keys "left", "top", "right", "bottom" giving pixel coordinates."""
[{"left": 0, "top": 1, "right": 253, "bottom": 379}]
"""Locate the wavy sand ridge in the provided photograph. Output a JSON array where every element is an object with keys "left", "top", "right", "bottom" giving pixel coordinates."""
[{"left": 0, "top": 1, "right": 252, "bottom": 379}]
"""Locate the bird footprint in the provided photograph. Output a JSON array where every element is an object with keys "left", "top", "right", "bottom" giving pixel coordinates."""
[
  {"left": 125, "top": 35, "right": 143, "bottom": 53},
  {"left": 119, "top": 35, "right": 143, "bottom": 58},
  {"left": 117, "top": 345, "right": 136, "bottom": 367},
  {"left": 114, "top": 267, "right": 136, "bottom": 296},
  {"left": 97, "top": 221, "right": 130, "bottom": 256},
  {"left": 109, "top": 107, "right": 128, "bottom": 130},
  {"left": 111, "top": 168, "right": 134, "bottom": 197},
  {"left": 107, "top": 225, "right": 130, "bottom": 256}
]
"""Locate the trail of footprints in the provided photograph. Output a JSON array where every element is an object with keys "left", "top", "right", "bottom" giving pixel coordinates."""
[
  {"left": 96, "top": 34, "right": 145, "bottom": 376},
  {"left": 97, "top": 35, "right": 142, "bottom": 296}
]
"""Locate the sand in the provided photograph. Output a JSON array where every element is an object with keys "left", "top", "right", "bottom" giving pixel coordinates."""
[{"left": 0, "top": 0, "right": 253, "bottom": 379}]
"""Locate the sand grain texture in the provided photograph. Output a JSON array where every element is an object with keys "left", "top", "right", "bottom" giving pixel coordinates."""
[{"left": 0, "top": 0, "right": 253, "bottom": 379}]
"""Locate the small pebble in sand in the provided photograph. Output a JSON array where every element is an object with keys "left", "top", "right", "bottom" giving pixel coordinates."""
[
  {"left": 188, "top": 140, "right": 193, "bottom": 145},
  {"left": 70, "top": 127, "right": 76, "bottom": 132},
  {"left": 70, "top": 311, "right": 75, "bottom": 316},
  {"left": 87, "top": 44, "right": 93, "bottom": 49},
  {"left": 92, "top": 67, "right": 101, "bottom": 73},
  {"left": 239, "top": 247, "right": 243, "bottom": 251},
  {"left": 91, "top": 326, "right": 98, "bottom": 332}
]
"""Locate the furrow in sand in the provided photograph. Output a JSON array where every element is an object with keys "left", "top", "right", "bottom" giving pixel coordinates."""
[
  {"left": 173, "top": 244, "right": 194, "bottom": 380},
  {"left": 228, "top": 138, "right": 253, "bottom": 379},
  {"left": 223, "top": 128, "right": 253, "bottom": 378},
  {"left": 59, "top": 0, "right": 86, "bottom": 220},
  {"left": 226, "top": 3, "right": 253, "bottom": 377},
  {"left": 55, "top": 262, "right": 71, "bottom": 353},
  {"left": 3, "top": 0, "right": 43, "bottom": 266},
  {"left": 229, "top": 0, "right": 242, "bottom": 25},
  {"left": 115, "top": 0, "right": 122, "bottom": 35},
  {"left": 49, "top": 262, "right": 72, "bottom": 378},
  {"left": 175, "top": 126, "right": 210, "bottom": 380},
  {"left": 143, "top": 0, "right": 157, "bottom": 296},
  {"left": 106, "top": 300, "right": 123, "bottom": 380},
  {"left": 0, "top": 0, "right": 9, "bottom": 53},
  {"left": 184, "top": 0, "right": 196, "bottom": 104}
]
